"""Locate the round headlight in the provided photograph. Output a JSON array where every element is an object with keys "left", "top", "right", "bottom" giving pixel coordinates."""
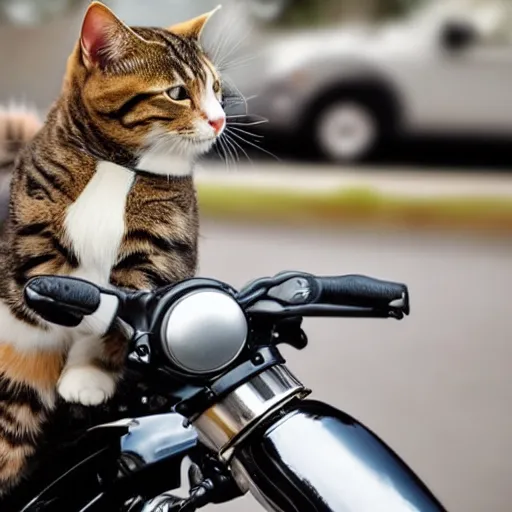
[{"left": 160, "top": 289, "right": 248, "bottom": 376}]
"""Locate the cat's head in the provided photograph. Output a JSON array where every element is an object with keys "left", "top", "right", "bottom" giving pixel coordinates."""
[{"left": 65, "top": 1, "right": 225, "bottom": 173}]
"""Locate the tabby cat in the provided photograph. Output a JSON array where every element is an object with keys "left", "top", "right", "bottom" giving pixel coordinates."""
[{"left": 0, "top": 1, "right": 225, "bottom": 495}]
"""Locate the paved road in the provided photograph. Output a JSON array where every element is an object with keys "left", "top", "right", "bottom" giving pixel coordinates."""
[{"left": 187, "top": 220, "right": 512, "bottom": 512}]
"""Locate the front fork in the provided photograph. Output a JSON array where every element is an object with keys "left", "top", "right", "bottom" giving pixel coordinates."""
[
  {"left": 229, "top": 398, "right": 447, "bottom": 512},
  {"left": 126, "top": 364, "right": 447, "bottom": 512},
  {"left": 189, "top": 365, "right": 447, "bottom": 512}
]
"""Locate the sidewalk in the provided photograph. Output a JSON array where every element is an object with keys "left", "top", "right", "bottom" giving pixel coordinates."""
[
  {"left": 195, "top": 162, "right": 512, "bottom": 198},
  {"left": 195, "top": 162, "right": 512, "bottom": 234}
]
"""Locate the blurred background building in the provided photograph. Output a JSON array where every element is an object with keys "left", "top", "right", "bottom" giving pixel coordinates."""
[{"left": 1, "top": 2, "right": 512, "bottom": 512}]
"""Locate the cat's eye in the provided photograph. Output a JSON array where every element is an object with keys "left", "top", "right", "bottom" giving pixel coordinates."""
[
  {"left": 167, "top": 86, "right": 190, "bottom": 101},
  {"left": 213, "top": 80, "right": 221, "bottom": 94}
]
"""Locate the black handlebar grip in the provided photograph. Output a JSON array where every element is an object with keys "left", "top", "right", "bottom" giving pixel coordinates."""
[
  {"left": 312, "top": 274, "right": 409, "bottom": 314},
  {"left": 24, "top": 275, "right": 102, "bottom": 327}
]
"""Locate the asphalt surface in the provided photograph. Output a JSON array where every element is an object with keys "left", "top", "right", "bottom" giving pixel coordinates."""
[{"left": 190, "top": 220, "right": 512, "bottom": 512}]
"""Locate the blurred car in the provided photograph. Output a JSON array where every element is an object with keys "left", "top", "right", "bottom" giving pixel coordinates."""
[
  {"left": 245, "top": 0, "right": 292, "bottom": 22},
  {"left": 242, "top": 0, "right": 512, "bottom": 163}
]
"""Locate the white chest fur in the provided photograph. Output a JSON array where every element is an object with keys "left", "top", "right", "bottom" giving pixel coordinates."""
[
  {"left": 137, "top": 151, "right": 193, "bottom": 177},
  {"left": 64, "top": 161, "right": 134, "bottom": 285}
]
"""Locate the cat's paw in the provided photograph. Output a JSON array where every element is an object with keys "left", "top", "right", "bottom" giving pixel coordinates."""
[{"left": 58, "top": 366, "right": 115, "bottom": 406}]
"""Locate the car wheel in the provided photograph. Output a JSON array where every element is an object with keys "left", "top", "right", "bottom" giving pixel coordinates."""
[{"left": 311, "top": 99, "right": 383, "bottom": 164}]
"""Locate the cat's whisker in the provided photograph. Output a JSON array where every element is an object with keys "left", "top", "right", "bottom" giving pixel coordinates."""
[
  {"left": 210, "top": 2, "right": 253, "bottom": 71},
  {"left": 227, "top": 119, "right": 268, "bottom": 127},
  {"left": 224, "top": 131, "right": 252, "bottom": 166},
  {"left": 209, "top": 6, "right": 241, "bottom": 68},
  {"left": 216, "top": 28, "right": 254, "bottom": 72},
  {"left": 227, "top": 137, "right": 238, "bottom": 169},
  {"left": 204, "top": 11, "right": 227, "bottom": 64},
  {"left": 215, "top": 136, "right": 229, "bottom": 170},
  {"left": 223, "top": 88, "right": 246, "bottom": 100},
  {"left": 226, "top": 128, "right": 281, "bottom": 162},
  {"left": 222, "top": 99, "right": 248, "bottom": 118},
  {"left": 218, "top": 52, "right": 261, "bottom": 73},
  {"left": 217, "top": 14, "right": 252, "bottom": 60},
  {"left": 216, "top": 40, "right": 245, "bottom": 71},
  {"left": 223, "top": 97, "right": 245, "bottom": 105},
  {"left": 223, "top": 134, "right": 241, "bottom": 164},
  {"left": 228, "top": 126, "right": 264, "bottom": 139},
  {"left": 221, "top": 134, "right": 237, "bottom": 169},
  {"left": 207, "top": 35, "right": 223, "bottom": 66},
  {"left": 212, "top": 141, "right": 224, "bottom": 164},
  {"left": 223, "top": 138, "right": 235, "bottom": 171},
  {"left": 222, "top": 76, "right": 248, "bottom": 114}
]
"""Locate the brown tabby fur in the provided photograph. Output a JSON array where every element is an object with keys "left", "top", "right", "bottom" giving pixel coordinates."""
[{"left": 0, "top": 1, "right": 223, "bottom": 495}]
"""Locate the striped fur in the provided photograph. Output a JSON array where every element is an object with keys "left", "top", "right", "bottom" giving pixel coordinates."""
[{"left": 0, "top": 1, "right": 224, "bottom": 496}]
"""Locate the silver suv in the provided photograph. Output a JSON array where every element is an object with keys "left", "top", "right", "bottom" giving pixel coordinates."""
[{"left": 243, "top": 0, "right": 512, "bottom": 163}]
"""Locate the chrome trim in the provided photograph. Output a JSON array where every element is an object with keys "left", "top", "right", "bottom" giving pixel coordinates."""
[{"left": 192, "top": 365, "right": 308, "bottom": 459}]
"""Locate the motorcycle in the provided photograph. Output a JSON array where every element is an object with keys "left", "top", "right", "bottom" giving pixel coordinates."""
[{"left": 6, "top": 270, "right": 447, "bottom": 511}]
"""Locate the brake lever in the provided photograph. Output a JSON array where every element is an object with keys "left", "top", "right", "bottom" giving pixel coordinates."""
[{"left": 236, "top": 271, "right": 308, "bottom": 306}]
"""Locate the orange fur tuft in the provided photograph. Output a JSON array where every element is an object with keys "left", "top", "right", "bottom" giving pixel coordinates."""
[
  {"left": 0, "top": 345, "right": 64, "bottom": 391},
  {"left": 0, "top": 106, "right": 43, "bottom": 224},
  {"left": 0, "top": 106, "right": 42, "bottom": 163}
]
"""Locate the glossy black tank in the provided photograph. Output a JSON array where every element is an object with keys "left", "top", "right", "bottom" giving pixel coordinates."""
[
  {"left": 231, "top": 399, "right": 447, "bottom": 512},
  {"left": 4, "top": 414, "right": 197, "bottom": 512}
]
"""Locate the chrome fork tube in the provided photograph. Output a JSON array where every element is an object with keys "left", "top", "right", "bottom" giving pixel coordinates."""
[{"left": 191, "top": 365, "right": 308, "bottom": 461}]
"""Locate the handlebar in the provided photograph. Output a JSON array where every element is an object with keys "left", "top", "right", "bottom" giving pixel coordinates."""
[
  {"left": 24, "top": 271, "right": 409, "bottom": 328},
  {"left": 23, "top": 271, "right": 409, "bottom": 410}
]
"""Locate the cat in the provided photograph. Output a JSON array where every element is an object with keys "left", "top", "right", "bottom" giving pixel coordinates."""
[{"left": 0, "top": 0, "right": 225, "bottom": 495}]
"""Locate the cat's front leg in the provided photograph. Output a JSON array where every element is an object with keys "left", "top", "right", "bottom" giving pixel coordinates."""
[
  {"left": 58, "top": 331, "right": 125, "bottom": 406},
  {"left": 58, "top": 363, "right": 115, "bottom": 406}
]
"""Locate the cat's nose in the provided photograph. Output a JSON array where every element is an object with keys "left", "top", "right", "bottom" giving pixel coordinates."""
[{"left": 208, "top": 117, "right": 225, "bottom": 134}]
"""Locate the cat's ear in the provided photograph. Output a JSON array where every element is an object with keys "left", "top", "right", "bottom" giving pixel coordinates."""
[
  {"left": 80, "top": 1, "right": 138, "bottom": 70},
  {"left": 168, "top": 5, "right": 222, "bottom": 41}
]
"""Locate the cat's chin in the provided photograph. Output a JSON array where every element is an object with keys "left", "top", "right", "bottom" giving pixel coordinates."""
[
  {"left": 189, "top": 137, "right": 217, "bottom": 155},
  {"left": 136, "top": 136, "right": 217, "bottom": 176},
  {"left": 141, "top": 130, "right": 216, "bottom": 161}
]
